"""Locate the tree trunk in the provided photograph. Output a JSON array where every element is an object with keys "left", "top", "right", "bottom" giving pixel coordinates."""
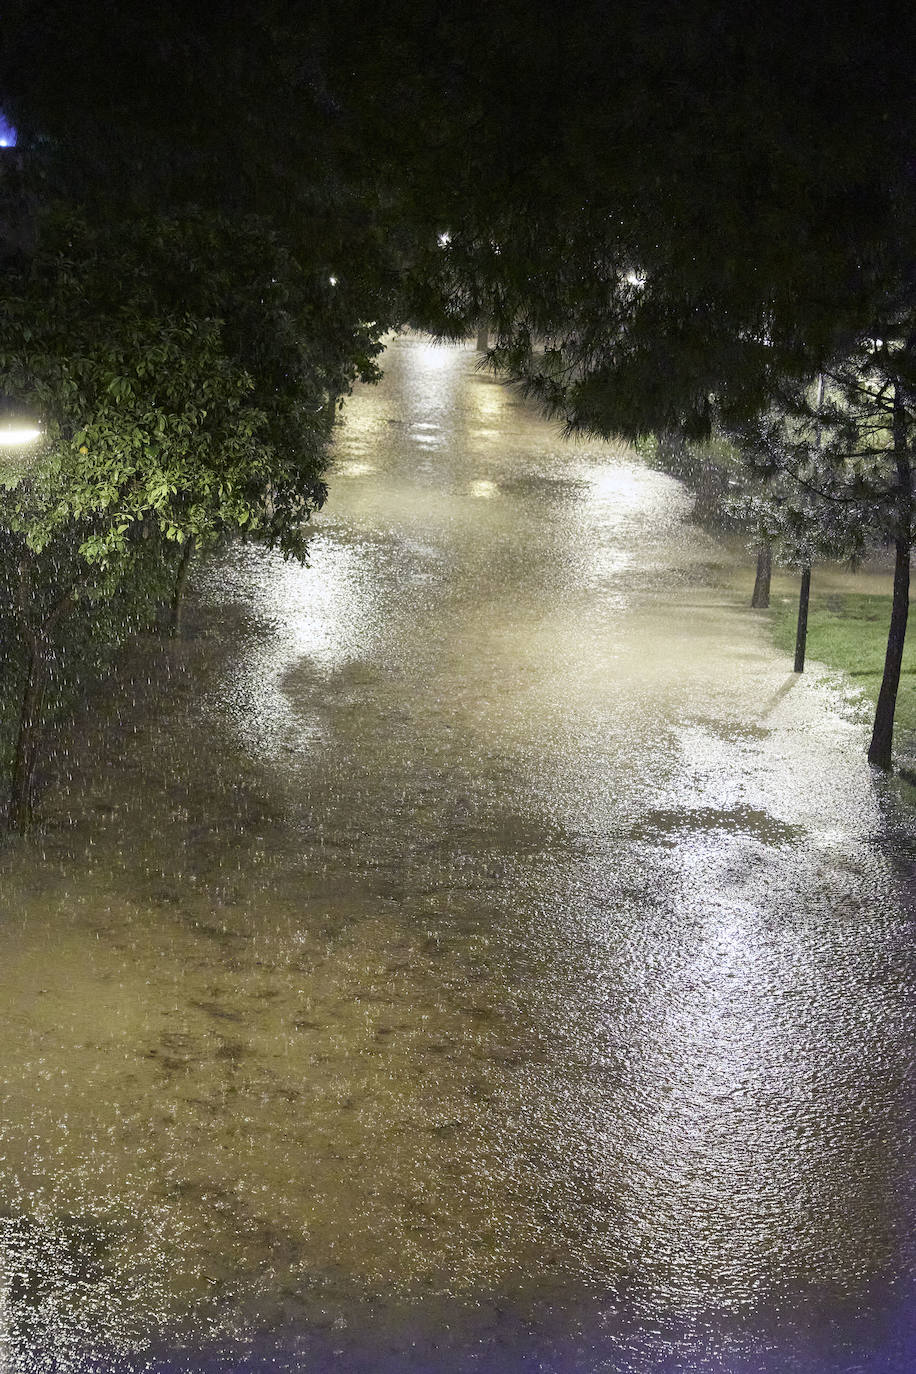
[
  {"left": 7, "top": 571, "right": 77, "bottom": 834},
  {"left": 794, "top": 565, "right": 811, "bottom": 672},
  {"left": 868, "top": 385, "right": 911, "bottom": 770},
  {"left": 751, "top": 543, "right": 772, "bottom": 609},
  {"left": 868, "top": 536, "right": 910, "bottom": 769},
  {"left": 475, "top": 320, "right": 490, "bottom": 352},
  {"left": 8, "top": 636, "right": 49, "bottom": 834},
  {"left": 168, "top": 539, "right": 195, "bottom": 637}
]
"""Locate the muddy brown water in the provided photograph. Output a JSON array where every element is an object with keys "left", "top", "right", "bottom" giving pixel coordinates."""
[{"left": 0, "top": 334, "right": 914, "bottom": 1372}]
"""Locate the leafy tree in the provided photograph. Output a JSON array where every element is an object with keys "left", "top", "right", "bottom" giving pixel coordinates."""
[
  {"left": 0, "top": 205, "right": 383, "bottom": 827},
  {"left": 0, "top": 516, "right": 178, "bottom": 834},
  {"left": 5, "top": 0, "right": 916, "bottom": 783},
  {"left": 0, "top": 1, "right": 410, "bottom": 346},
  {"left": 731, "top": 335, "right": 915, "bottom": 764},
  {"left": 350, "top": 1, "right": 915, "bottom": 762},
  {"left": 0, "top": 0, "right": 402, "bottom": 829}
]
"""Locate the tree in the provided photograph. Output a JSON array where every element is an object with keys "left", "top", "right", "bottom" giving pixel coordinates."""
[
  {"left": 728, "top": 463, "right": 871, "bottom": 665},
  {"left": 349, "top": 1, "right": 915, "bottom": 760},
  {"left": 0, "top": 514, "right": 178, "bottom": 833},
  {"left": 0, "top": 0, "right": 407, "bottom": 830},
  {"left": 0, "top": 205, "right": 384, "bottom": 827},
  {"left": 5, "top": 0, "right": 916, "bottom": 780},
  {"left": 0, "top": 1, "right": 411, "bottom": 346},
  {"left": 732, "top": 334, "right": 916, "bottom": 766},
  {"left": 642, "top": 427, "right": 856, "bottom": 641}
]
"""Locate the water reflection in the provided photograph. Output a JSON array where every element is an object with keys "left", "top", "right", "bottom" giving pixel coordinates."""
[{"left": 0, "top": 333, "right": 913, "bottom": 1371}]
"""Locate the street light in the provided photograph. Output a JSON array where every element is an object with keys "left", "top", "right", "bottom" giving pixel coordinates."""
[
  {"left": 0, "top": 398, "right": 41, "bottom": 447},
  {"left": 0, "top": 422, "right": 41, "bottom": 446},
  {"left": 0, "top": 398, "right": 43, "bottom": 481}
]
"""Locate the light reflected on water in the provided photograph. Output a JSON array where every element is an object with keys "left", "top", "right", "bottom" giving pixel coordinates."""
[
  {"left": 333, "top": 461, "right": 377, "bottom": 479},
  {"left": 410, "top": 339, "right": 467, "bottom": 371},
  {"left": 0, "top": 333, "right": 913, "bottom": 1370},
  {"left": 469, "top": 379, "right": 507, "bottom": 423}
]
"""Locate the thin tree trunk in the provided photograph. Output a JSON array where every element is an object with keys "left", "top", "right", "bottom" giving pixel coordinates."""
[
  {"left": 794, "top": 565, "right": 811, "bottom": 672},
  {"left": 751, "top": 543, "right": 772, "bottom": 608},
  {"left": 9, "top": 636, "right": 49, "bottom": 834},
  {"left": 791, "top": 376, "right": 823, "bottom": 673},
  {"left": 475, "top": 320, "right": 490, "bottom": 352},
  {"left": 868, "top": 536, "right": 910, "bottom": 768},
  {"left": 7, "top": 574, "right": 77, "bottom": 834},
  {"left": 168, "top": 539, "right": 195, "bottom": 637},
  {"left": 868, "top": 384, "right": 911, "bottom": 770}
]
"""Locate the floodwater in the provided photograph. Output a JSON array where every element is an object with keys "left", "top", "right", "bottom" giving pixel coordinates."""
[{"left": 0, "top": 334, "right": 915, "bottom": 1372}]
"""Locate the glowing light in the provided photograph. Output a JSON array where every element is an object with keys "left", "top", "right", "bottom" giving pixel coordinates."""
[
  {"left": 413, "top": 340, "right": 460, "bottom": 369},
  {"left": 0, "top": 112, "right": 16, "bottom": 148},
  {"left": 437, "top": 231, "right": 451, "bottom": 247},
  {"left": 469, "top": 479, "right": 498, "bottom": 499},
  {"left": 328, "top": 275, "right": 338, "bottom": 286},
  {"left": 0, "top": 425, "right": 41, "bottom": 446}
]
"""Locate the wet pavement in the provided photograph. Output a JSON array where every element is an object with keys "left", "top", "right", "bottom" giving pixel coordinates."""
[{"left": 0, "top": 334, "right": 914, "bottom": 1371}]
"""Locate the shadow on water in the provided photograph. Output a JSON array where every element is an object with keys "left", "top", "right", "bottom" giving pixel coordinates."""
[
  {"left": 1, "top": 336, "right": 915, "bottom": 1372},
  {"left": 129, "top": 1279, "right": 916, "bottom": 1374}
]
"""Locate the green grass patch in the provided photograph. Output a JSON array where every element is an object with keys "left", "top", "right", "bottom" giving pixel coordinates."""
[{"left": 768, "top": 591, "right": 916, "bottom": 742}]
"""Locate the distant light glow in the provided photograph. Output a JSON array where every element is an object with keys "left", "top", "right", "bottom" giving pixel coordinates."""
[
  {"left": 437, "top": 231, "right": 451, "bottom": 248},
  {"left": 0, "top": 425, "right": 40, "bottom": 446},
  {"left": 328, "top": 275, "right": 338, "bottom": 286},
  {"left": 625, "top": 270, "right": 646, "bottom": 289},
  {"left": 413, "top": 340, "right": 460, "bottom": 369},
  {"left": 0, "top": 110, "right": 16, "bottom": 147},
  {"left": 469, "top": 479, "right": 498, "bottom": 499}
]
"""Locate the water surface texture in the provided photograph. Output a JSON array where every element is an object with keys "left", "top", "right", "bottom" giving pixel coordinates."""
[{"left": 0, "top": 335, "right": 914, "bottom": 1372}]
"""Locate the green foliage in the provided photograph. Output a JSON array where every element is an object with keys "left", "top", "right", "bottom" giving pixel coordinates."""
[
  {"left": 0, "top": 523, "right": 179, "bottom": 778},
  {"left": 0, "top": 201, "right": 388, "bottom": 821},
  {"left": 729, "top": 338, "right": 915, "bottom": 563},
  {"left": 0, "top": 206, "right": 368, "bottom": 570},
  {"left": 0, "top": 5, "right": 406, "bottom": 823},
  {"left": 344, "top": 3, "right": 915, "bottom": 441},
  {"left": 639, "top": 432, "right": 748, "bottom": 529},
  {"left": 2, "top": 0, "right": 912, "bottom": 792},
  {"left": 769, "top": 590, "right": 916, "bottom": 750}
]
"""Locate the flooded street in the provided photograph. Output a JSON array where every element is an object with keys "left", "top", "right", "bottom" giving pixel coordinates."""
[{"left": 1, "top": 333, "right": 915, "bottom": 1371}]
